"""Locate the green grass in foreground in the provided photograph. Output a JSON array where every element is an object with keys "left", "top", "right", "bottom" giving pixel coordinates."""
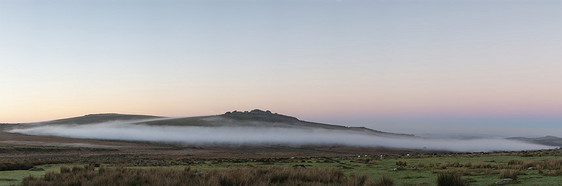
[
  {"left": 2, "top": 152, "right": 562, "bottom": 186},
  {"left": 0, "top": 164, "right": 82, "bottom": 186},
  {"left": 166, "top": 154, "right": 561, "bottom": 185}
]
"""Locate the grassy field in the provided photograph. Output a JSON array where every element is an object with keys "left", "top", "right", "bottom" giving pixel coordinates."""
[
  {"left": 2, "top": 150, "right": 561, "bottom": 186},
  {"left": 0, "top": 164, "right": 72, "bottom": 186}
]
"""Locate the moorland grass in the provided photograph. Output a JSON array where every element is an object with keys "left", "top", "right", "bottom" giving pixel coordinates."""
[
  {"left": 22, "top": 165, "right": 376, "bottom": 186},
  {"left": 3, "top": 150, "right": 562, "bottom": 186},
  {"left": 436, "top": 173, "right": 467, "bottom": 186}
]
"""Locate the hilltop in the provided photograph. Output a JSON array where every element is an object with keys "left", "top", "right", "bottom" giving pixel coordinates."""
[{"left": 222, "top": 109, "right": 299, "bottom": 122}]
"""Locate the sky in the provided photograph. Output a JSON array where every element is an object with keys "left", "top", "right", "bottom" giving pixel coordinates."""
[{"left": 1, "top": 0, "right": 561, "bottom": 136}]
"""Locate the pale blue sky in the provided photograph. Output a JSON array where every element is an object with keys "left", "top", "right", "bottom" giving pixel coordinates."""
[{"left": 1, "top": 0, "right": 561, "bottom": 136}]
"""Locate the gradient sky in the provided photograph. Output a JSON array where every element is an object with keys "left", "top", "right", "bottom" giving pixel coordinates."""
[{"left": 1, "top": 0, "right": 561, "bottom": 136}]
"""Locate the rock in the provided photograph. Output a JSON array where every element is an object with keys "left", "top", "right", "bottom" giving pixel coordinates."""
[{"left": 392, "top": 166, "right": 405, "bottom": 171}]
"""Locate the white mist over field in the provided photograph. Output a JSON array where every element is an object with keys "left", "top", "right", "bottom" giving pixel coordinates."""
[{"left": 9, "top": 120, "right": 554, "bottom": 152}]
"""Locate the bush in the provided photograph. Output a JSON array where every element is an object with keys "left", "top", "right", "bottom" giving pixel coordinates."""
[
  {"left": 348, "top": 174, "right": 373, "bottom": 186},
  {"left": 375, "top": 174, "right": 394, "bottom": 186},
  {"left": 396, "top": 161, "right": 407, "bottom": 167},
  {"left": 437, "top": 173, "right": 467, "bottom": 186},
  {"left": 60, "top": 166, "right": 70, "bottom": 173},
  {"left": 499, "top": 169, "right": 519, "bottom": 180}
]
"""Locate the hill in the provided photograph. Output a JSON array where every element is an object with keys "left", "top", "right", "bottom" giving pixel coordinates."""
[
  {"left": 141, "top": 109, "right": 416, "bottom": 138},
  {"left": 19, "top": 109, "right": 415, "bottom": 138},
  {"left": 36, "top": 113, "right": 163, "bottom": 125},
  {"left": 5, "top": 110, "right": 556, "bottom": 152},
  {"left": 13, "top": 110, "right": 562, "bottom": 148},
  {"left": 507, "top": 136, "right": 562, "bottom": 147}
]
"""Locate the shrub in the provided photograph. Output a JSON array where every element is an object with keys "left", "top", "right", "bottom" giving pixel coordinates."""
[
  {"left": 499, "top": 169, "right": 519, "bottom": 180},
  {"left": 437, "top": 173, "right": 467, "bottom": 186},
  {"left": 396, "top": 161, "right": 407, "bottom": 167},
  {"left": 374, "top": 174, "right": 394, "bottom": 186},
  {"left": 541, "top": 170, "right": 562, "bottom": 176},
  {"left": 60, "top": 166, "right": 70, "bottom": 173},
  {"left": 348, "top": 174, "right": 373, "bottom": 186}
]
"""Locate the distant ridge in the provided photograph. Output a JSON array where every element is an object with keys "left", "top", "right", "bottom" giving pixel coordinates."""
[
  {"left": 20, "top": 111, "right": 562, "bottom": 147},
  {"left": 508, "top": 136, "right": 562, "bottom": 147},
  {"left": 38, "top": 113, "right": 162, "bottom": 125},
  {"left": 17, "top": 109, "right": 416, "bottom": 138}
]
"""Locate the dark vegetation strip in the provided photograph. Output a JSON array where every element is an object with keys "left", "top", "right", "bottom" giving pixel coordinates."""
[{"left": 22, "top": 165, "right": 394, "bottom": 186}]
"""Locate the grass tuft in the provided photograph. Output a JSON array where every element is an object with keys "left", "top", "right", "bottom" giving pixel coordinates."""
[
  {"left": 437, "top": 173, "right": 467, "bottom": 186},
  {"left": 499, "top": 169, "right": 519, "bottom": 180},
  {"left": 374, "top": 174, "right": 394, "bottom": 186}
]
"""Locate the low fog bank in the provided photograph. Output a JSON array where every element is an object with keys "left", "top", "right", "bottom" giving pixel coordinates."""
[
  {"left": 9, "top": 121, "right": 555, "bottom": 152},
  {"left": 318, "top": 118, "right": 562, "bottom": 139}
]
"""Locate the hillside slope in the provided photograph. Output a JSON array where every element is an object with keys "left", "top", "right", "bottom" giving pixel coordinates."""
[
  {"left": 508, "top": 136, "right": 562, "bottom": 147},
  {"left": 14, "top": 109, "right": 415, "bottom": 138},
  {"left": 5, "top": 110, "right": 556, "bottom": 152},
  {"left": 141, "top": 109, "right": 416, "bottom": 138},
  {"left": 36, "top": 113, "right": 163, "bottom": 125}
]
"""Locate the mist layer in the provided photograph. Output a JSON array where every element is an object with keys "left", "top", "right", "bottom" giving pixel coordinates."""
[{"left": 9, "top": 121, "right": 554, "bottom": 152}]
